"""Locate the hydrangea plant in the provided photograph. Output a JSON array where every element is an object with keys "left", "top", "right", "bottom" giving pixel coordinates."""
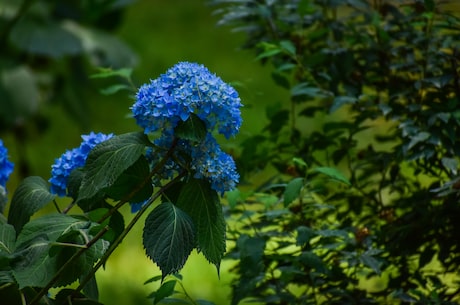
[{"left": 0, "top": 62, "right": 242, "bottom": 305}]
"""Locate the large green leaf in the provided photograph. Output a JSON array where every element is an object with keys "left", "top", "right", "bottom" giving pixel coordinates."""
[
  {"left": 176, "top": 179, "right": 226, "bottom": 272},
  {"left": 0, "top": 222, "right": 16, "bottom": 255},
  {"left": 105, "top": 155, "right": 153, "bottom": 204},
  {"left": 79, "top": 132, "right": 150, "bottom": 200},
  {"left": 0, "top": 65, "right": 39, "bottom": 128},
  {"left": 8, "top": 176, "right": 56, "bottom": 234},
  {"left": 143, "top": 202, "right": 195, "bottom": 279},
  {"left": 10, "top": 19, "right": 82, "bottom": 58},
  {"left": 12, "top": 214, "right": 107, "bottom": 288}
]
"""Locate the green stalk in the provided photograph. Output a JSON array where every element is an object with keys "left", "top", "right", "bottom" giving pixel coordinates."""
[{"left": 29, "top": 226, "right": 110, "bottom": 305}]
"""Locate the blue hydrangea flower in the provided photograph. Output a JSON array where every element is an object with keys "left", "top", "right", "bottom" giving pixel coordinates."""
[
  {"left": 190, "top": 133, "right": 239, "bottom": 195},
  {"left": 0, "top": 139, "right": 14, "bottom": 188},
  {"left": 131, "top": 62, "right": 242, "bottom": 139},
  {"left": 49, "top": 132, "right": 113, "bottom": 197}
]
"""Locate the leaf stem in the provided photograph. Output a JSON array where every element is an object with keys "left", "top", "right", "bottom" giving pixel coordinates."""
[
  {"left": 29, "top": 226, "right": 109, "bottom": 305},
  {"left": 74, "top": 171, "right": 186, "bottom": 296},
  {"left": 96, "top": 137, "right": 179, "bottom": 225}
]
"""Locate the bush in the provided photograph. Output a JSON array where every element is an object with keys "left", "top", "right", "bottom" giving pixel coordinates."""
[{"left": 212, "top": 0, "right": 460, "bottom": 304}]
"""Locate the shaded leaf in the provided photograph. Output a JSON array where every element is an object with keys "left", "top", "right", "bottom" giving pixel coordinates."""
[
  {"left": 176, "top": 179, "right": 226, "bottom": 272},
  {"left": 143, "top": 202, "right": 195, "bottom": 279},
  {"left": 8, "top": 176, "right": 56, "bottom": 234},
  {"left": 175, "top": 113, "right": 207, "bottom": 143},
  {"left": 152, "top": 280, "right": 176, "bottom": 305},
  {"left": 79, "top": 132, "right": 150, "bottom": 200}
]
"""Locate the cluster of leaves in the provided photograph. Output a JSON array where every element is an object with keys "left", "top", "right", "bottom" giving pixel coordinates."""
[
  {"left": 213, "top": 0, "right": 460, "bottom": 304},
  {"left": 0, "top": 124, "right": 227, "bottom": 304},
  {"left": 0, "top": 0, "right": 136, "bottom": 176}
]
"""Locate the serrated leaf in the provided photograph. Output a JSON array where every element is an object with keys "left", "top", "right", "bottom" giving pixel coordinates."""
[
  {"left": 176, "top": 179, "right": 226, "bottom": 272},
  {"left": 312, "top": 167, "right": 351, "bottom": 186},
  {"left": 174, "top": 114, "right": 207, "bottom": 143},
  {"left": 8, "top": 176, "right": 56, "bottom": 234},
  {"left": 153, "top": 280, "right": 177, "bottom": 305},
  {"left": 105, "top": 155, "right": 153, "bottom": 204},
  {"left": 283, "top": 177, "right": 304, "bottom": 206},
  {"left": 143, "top": 202, "right": 195, "bottom": 279},
  {"left": 12, "top": 214, "right": 108, "bottom": 288},
  {"left": 79, "top": 132, "right": 150, "bottom": 200}
]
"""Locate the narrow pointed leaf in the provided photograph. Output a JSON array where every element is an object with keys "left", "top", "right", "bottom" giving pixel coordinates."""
[
  {"left": 312, "top": 167, "right": 351, "bottom": 186},
  {"left": 8, "top": 176, "right": 55, "bottom": 234},
  {"left": 143, "top": 202, "right": 195, "bottom": 279},
  {"left": 176, "top": 179, "right": 226, "bottom": 272},
  {"left": 283, "top": 177, "right": 304, "bottom": 206},
  {"left": 79, "top": 132, "right": 150, "bottom": 200}
]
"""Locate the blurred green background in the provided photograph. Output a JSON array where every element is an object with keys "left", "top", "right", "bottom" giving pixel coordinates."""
[{"left": 1, "top": 0, "right": 286, "bottom": 304}]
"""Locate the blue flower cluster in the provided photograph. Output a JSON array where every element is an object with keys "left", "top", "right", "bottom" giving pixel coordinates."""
[
  {"left": 132, "top": 62, "right": 242, "bottom": 194},
  {"left": 49, "top": 132, "right": 113, "bottom": 197},
  {"left": 0, "top": 139, "right": 14, "bottom": 188},
  {"left": 132, "top": 62, "right": 242, "bottom": 139}
]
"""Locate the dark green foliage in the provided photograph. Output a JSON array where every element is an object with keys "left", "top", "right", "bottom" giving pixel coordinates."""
[{"left": 213, "top": 0, "right": 460, "bottom": 303}]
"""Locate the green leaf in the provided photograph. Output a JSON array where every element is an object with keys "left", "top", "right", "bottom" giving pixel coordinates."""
[
  {"left": 12, "top": 214, "right": 107, "bottom": 288},
  {"left": 312, "top": 167, "right": 351, "bottom": 186},
  {"left": 0, "top": 222, "right": 16, "bottom": 265},
  {"left": 143, "top": 202, "right": 195, "bottom": 279},
  {"left": 441, "top": 157, "right": 458, "bottom": 175},
  {"left": 299, "top": 251, "right": 328, "bottom": 274},
  {"left": 100, "top": 84, "right": 131, "bottom": 95},
  {"left": 176, "top": 179, "right": 226, "bottom": 272},
  {"left": 10, "top": 19, "right": 82, "bottom": 58},
  {"left": 79, "top": 132, "right": 151, "bottom": 200},
  {"left": 0, "top": 66, "right": 39, "bottom": 128},
  {"left": 55, "top": 289, "right": 104, "bottom": 305},
  {"left": 330, "top": 96, "right": 357, "bottom": 113},
  {"left": 8, "top": 176, "right": 56, "bottom": 234},
  {"left": 407, "top": 131, "right": 430, "bottom": 150},
  {"left": 283, "top": 177, "right": 304, "bottom": 206},
  {"left": 360, "top": 252, "right": 381, "bottom": 275},
  {"left": 280, "top": 40, "right": 296, "bottom": 56},
  {"left": 174, "top": 113, "right": 207, "bottom": 143},
  {"left": 90, "top": 67, "right": 133, "bottom": 80},
  {"left": 105, "top": 155, "right": 153, "bottom": 204},
  {"left": 152, "top": 280, "right": 177, "bottom": 305}
]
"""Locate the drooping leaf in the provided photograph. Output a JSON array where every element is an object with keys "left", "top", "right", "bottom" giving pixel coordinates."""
[
  {"left": 176, "top": 179, "right": 226, "bottom": 272},
  {"left": 8, "top": 176, "right": 56, "bottom": 234},
  {"left": 312, "top": 167, "right": 351, "bottom": 186},
  {"left": 283, "top": 177, "right": 304, "bottom": 206},
  {"left": 175, "top": 113, "right": 207, "bottom": 143},
  {"left": 152, "top": 280, "right": 177, "bottom": 305},
  {"left": 79, "top": 132, "right": 151, "bottom": 201},
  {"left": 360, "top": 252, "right": 382, "bottom": 275},
  {"left": 143, "top": 202, "right": 195, "bottom": 279},
  {"left": 12, "top": 214, "right": 107, "bottom": 288}
]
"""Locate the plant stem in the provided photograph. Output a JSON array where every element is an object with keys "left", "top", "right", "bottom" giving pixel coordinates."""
[
  {"left": 96, "top": 137, "right": 179, "bottom": 225},
  {"left": 29, "top": 226, "right": 109, "bottom": 305},
  {"left": 74, "top": 171, "right": 186, "bottom": 296}
]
